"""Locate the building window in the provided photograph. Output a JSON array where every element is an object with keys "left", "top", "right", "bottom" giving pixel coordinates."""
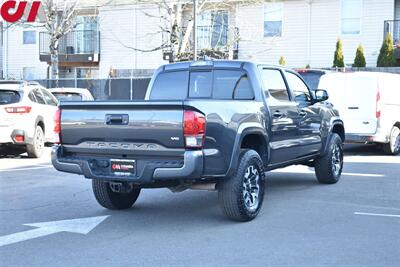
[
  {"left": 264, "top": 2, "right": 283, "bottom": 37},
  {"left": 341, "top": 0, "right": 362, "bottom": 35},
  {"left": 23, "top": 31, "right": 36, "bottom": 44},
  {"left": 23, "top": 67, "right": 35, "bottom": 80},
  {"left": 197, "top": 11, "right": 229, "bottom": 50}
]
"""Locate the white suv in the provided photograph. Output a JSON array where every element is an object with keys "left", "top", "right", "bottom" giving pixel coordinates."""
[{"left": 0, "top": 81, "right": 58, "bottom": 158}]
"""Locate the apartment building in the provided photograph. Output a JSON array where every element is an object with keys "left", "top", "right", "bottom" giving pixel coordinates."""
[
  {"left": 1, "top": 0, "right": 399, "bottom": 80},
  {"left": 238, "top": 0, "right": 400, "bottom": 67}
]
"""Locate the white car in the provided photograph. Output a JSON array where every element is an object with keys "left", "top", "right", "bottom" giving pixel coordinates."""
[
  {"left": 0, "top": 81, "right": 59, "bottom": 158},
  {"left": 48, "top": 88, "right": 95, "bottom": 102},
  {"left": 319, "top": 72, "right": 400, "bottom": 155}
]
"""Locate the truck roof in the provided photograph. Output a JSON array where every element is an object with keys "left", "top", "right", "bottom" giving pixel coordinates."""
[{"left": 160, "top": 60, "right": 283, "bottom": 71}]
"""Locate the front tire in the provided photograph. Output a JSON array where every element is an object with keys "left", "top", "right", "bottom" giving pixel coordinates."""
[
  {"left": 218, "top": 149, "right": 265, "bottom": 222},
  {"left": 92, "top": 180, "right": 141, "bottom": 210},
  {"left": 26, "top": 126, "right": 45, "bottom": 158},
  {"left": 382, "top": 126, "right": 400, "bottom": 155},
  {"left": 315, "top": 133, "right": 343, "bottom": 184}
]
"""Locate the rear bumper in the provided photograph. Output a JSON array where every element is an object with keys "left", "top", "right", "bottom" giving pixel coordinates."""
[
  {"left": 345, "top": 132, "right": 389, "bottom": 144},
  {"left": 0, "top": 129, "right": 33, "bottom": 146},
  {"left": 51, "top": 145, "right": 204, "bottom": 183}
]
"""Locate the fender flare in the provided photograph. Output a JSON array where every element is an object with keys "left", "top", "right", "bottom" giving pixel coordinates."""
[
  {"left": 225, "top": 123, "right": 270, "bottom": 177},
  {"left": 322, "top": 118, "right": 345, "bottom": 155}
]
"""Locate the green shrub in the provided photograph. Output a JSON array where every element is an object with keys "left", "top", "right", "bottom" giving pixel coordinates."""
[
  {"left": 279, "top": 56, "right": 286, "bottom": 66},
  {"left": 377, "top": 33, "right": 396, "bottom": 67},
  {"left": 353, "top": 44, "right": 366, "bottom": 68},
  {"left": 333, "top": 39, "right": 345, "bottom": 68}
]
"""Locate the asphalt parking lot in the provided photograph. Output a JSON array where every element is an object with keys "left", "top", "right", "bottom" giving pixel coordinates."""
[{"left": 0, "top": 145, "right": 399, "bottom": 267}]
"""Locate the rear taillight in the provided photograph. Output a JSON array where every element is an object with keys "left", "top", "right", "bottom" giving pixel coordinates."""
[
  {"left": 54, "top": 109, "right": 61, "bottom": 144},
  {"left": 376, "top": 90, "right": 381, "bottom": 119},
  {"left": 14, "top": 135, "right": 25, "bottom": 143},
  {"left": 183, "top": 110, "right": 206, "bottom": 149},
  {"left": 5, "top": 106, "right": 32, "bottom": 114}
]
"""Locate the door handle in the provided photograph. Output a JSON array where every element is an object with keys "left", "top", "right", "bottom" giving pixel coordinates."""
[
  {"left": 273, "top": 111, "right": 284, "bottom": 118},
  {"left": 105, "top": 114, "right": 129, "bottom": 125}
]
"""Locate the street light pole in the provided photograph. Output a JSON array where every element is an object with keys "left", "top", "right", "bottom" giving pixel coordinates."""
[{"left": 193, "top": 0, "right": 197, "bottom": 61}]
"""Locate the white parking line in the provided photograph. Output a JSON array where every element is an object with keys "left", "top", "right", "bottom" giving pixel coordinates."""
[
  {"left": 354, "top": 212, "right": 400, "bottom": 218},
  {"left": 342, "top": 173, "right": 384, "bottom": 177},
  {"left": 0, "top": 166, "right": 53, "bottom": 172}
]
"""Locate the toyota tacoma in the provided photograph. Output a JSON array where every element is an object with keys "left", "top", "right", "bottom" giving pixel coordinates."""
[{"left": 52, "top": 61, "right": 345, "bottom": 221}]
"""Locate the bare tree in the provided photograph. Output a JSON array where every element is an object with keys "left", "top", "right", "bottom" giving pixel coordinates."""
[
  {"left": 42, "top": 0, "right": 80, "bottom": 82},
  {"left": 121, "top": 0, "right": 265, "bottom": 62}
]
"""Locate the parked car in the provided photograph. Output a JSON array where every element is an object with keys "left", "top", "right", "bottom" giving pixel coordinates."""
[
  {"left": 52, "top": 61, "right": 345, "bottom": 222},
  {"left": 0, "top": 81, "right": 59, "bottom": 158},
  {"left": 296, "top": 69, "right": 333, "bottom": 90},
  {"left": 319, "top": 72, "right": 400, "bottom": 155},
  {"left": 49, "top": 88, "right": 95, "bottom": 101}
]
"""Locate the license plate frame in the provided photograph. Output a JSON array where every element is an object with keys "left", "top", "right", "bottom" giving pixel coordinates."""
[{"left": 110, "top": 159, "right": 136, "bottom": 176}]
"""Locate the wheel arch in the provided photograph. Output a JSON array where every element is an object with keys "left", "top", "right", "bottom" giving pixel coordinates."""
[
  {"left": 332, "top": 123, "right": 345, "bottom": 142},
  {"left": 35, "top": 116, "right": 45, "bottom": 134},
  {"left": 321, "top": 119, "right": 345, "bottom": 156},
  {"left": 226, "top": 125, "right": 270, "bottom": 177}
]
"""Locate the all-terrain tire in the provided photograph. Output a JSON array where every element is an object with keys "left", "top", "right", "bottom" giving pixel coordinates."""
[
  {"left": 218, "top": 149, "right": 265, "bottom": 222},
  {"left": 382, "top": 126, "right": 400, "bottom": 155},
  {"left": 92, "top": 180, "right": 141, "bottom": 210},
  {"left": 315, "top": 133, "right": 343, "bottom": 184},
  {"left": 26, "top": 126, "right": 45, "bottom": 158}
]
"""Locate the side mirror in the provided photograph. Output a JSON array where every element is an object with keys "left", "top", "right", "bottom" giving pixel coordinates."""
[{"left": 315, "top": 89, "right": 329, "bottom": 102}]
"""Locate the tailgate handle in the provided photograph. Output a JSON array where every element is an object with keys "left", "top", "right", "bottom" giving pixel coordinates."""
[{"left": 105, "top": 114, "right": 129, "bottom": 125}]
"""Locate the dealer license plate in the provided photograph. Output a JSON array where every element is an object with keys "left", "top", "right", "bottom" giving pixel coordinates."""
[{"left": 110, "top": 159, "right": 136, "bottom": 176}]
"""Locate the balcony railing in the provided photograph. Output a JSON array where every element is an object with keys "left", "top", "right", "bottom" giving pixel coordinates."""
[
  {"left": 384, "top": 20, "right": 400, "bottom": 46},
  {"left": 39, "top": 30, "right": 100, "bottom": 65}
]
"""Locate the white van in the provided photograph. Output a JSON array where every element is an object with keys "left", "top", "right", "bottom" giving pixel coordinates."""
[{"left": 318, "top": 72, "right": 400, "bottom": 155}]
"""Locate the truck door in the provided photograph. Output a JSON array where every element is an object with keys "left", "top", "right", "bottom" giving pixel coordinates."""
[
  {"left": 284, "top": 71, "right": 322, "bottom": 157},
  {"left": 260, "top": 68, "right": 300, "bottom": 164}
]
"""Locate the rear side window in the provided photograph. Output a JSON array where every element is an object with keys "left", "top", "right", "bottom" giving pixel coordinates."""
[
  {"left": 189, "top": 71, "right": 213, "bottom": 98},
  {"left": 150, "top": 71, "right": 188, "bottom": 100},
  {"left": 28, "top": 91, "right": 37, "bottom": 102},
  {"left": 33, "top": 89, "right": 46, "bottom": 104},
  {"left": 261, "top": 69, "right": 290, "bottom": 101},
  {"left": 213, "top": 70, "right": 254, "bottom": 100},
  {"left": 0, "top": 90, "right": 20, "bottom": 105},
  {"left": 42, "top": 89, "right": 58, "bottom": 106}
]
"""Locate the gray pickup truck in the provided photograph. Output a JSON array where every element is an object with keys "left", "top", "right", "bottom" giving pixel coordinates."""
[{"left": 52, "top": 60, "right": 345, "bottom": 221}]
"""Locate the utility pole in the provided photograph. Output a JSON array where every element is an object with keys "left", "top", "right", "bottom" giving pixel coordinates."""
[{"left": 193, "top": 0, "right": 197, "bottom": 61}]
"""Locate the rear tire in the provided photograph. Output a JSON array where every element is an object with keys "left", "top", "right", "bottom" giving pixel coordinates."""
[
  {"left": 26, "top": 126, "right": 45, "bottom": 158},
  {"left": 218, "top": 149, "right": 265, "bottom": 222},
  {"left": 92, "top": 180, "right": 141, "bottom": 210},
  {"left": 382, "top": 126, "right": 400, "bottom": 155},
  {"left": 315, "top": 133, "right": 343, "bottom": 184}
]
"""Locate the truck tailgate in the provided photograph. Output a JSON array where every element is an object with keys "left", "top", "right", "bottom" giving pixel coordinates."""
[{"left": 60, "top": 101, "right": 185, "bottom": 155}]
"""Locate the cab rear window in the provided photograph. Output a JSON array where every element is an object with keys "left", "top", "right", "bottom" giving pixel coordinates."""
[
  {"left": 53, "top": 92, "right": 83, "bottom": 102},
  {"left": 0, "top": 90, "right": 21, "bottom": 105},
  {"left": 150, "top": 69, "right": 254, "bottom": 100},
  {"left": 150, "top": 71, "right": 189, "bottom": 100}
]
